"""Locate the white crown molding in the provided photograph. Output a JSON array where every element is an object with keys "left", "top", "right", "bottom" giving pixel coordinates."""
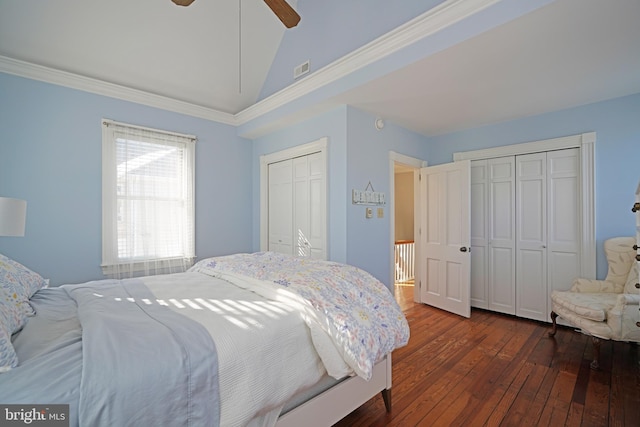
[
  {"left": 452, "top": 132, "right": 595, "bottom": 161},
  {"left": 235, "top": 0, "right": 501, "bottom": 124},
  {"left": 0, "top": 0, "right": 500, "bottom": 130},
  {"left": 0, "top": 55, "right": 237, "bottom": 126}
]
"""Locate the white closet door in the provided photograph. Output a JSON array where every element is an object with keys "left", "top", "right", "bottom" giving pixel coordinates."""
[
  {"left": 467, "top": 141, "right": 587, "bottom": 323},
  {"left": 470, "top": 160, "right": 488, "bottom": 309},
  {"left": 546, "top": 148, "right": 581, "bottom": 303},
  {"left": 488, "top": 157, "right": 516, "bottom": 315},
  {"left": 268, "top": 160, "right": 293, "bottom": 255},
  {"left": 293, "top": 152, "right": 326, "bottom": 259},
  {"left": 516, "top": 152, "right": 548, "bottom": 321}
]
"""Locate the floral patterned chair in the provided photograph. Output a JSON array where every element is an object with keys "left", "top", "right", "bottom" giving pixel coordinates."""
[{"left": 549, "top": 236, "right": 640, "bottom": 369}]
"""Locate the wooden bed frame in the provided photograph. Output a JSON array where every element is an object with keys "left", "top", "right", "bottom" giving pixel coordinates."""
[{"left": 276, "top": 355, "right": 392, "bottom": 427}]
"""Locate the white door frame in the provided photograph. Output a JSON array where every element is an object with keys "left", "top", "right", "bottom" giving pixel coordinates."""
[
  {"left": 389, "top": 151, "right": 426, "bottom": 301},
  {"left": 260, "top": 138, "right": 328, "bottom": 257}
]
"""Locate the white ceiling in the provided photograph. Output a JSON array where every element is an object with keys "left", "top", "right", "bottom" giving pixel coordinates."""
[
  {"left": 1, "top": 0, "right": 639, "bottom": 137},
  {"left": 336, "top": 0, "right": 640, "bottom": 136},
  {"left": 0, "top": 0, "right": 291, "bottom": 114}
]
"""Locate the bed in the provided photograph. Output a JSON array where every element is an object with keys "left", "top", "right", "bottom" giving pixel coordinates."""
[{"left": 0, "top": 251, "right": 410, "bottom": 426}]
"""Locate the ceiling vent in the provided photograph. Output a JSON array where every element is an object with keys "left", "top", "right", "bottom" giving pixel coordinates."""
[{"left": 294, "top": 60, "right": 310, "bottom": 79}]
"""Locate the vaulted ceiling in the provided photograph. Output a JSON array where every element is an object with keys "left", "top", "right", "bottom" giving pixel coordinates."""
[
  {"left": 1, "top": 0, "right": 640, "bottom": 137},
  {"left": 0, "top": 0, "right": 291, "bottom": 114}
]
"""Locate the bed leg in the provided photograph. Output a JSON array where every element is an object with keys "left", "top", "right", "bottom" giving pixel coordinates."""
[{"left": 381, "top": 388, "right": 392, "bottom": 413}]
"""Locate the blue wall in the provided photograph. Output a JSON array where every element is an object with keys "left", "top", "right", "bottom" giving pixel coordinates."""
[
  {"left": 345, "top": 107, "right": 429, "bottom": 285},
  {"left": 251, "top": 106, "right": 349, "bottom": 263},
  {"left": 252, "top": 106, "right": 429, "bottom": 288},
  {"left": 2, "top": 68, "right": 639, "bottom": 287},
  {"left": 0, "top": 73, "right": 254, "bottom": 286},
  {"left": 258, "top": 0, "right": 444, "bottom": 100},
  {"left": 426, "top": 92, "right": 640, "bottom": 279}
]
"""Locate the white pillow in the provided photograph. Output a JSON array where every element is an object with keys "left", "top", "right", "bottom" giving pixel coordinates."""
[{"left": 0, "top": 253, "right": 48, "bottom": 317}]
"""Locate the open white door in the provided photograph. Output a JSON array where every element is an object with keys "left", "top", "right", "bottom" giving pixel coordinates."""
[{"left": 419, "top": 160, "right": 471, "bottom": 318}]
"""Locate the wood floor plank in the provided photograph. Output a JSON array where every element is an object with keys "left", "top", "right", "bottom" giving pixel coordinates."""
[
  {"left": 333, "top": 286, "right": 640, "bottom": 427},
  {"left": 609, "top": 341, "right": 640, "bottom": 426},
  {"left": 501, "top": 363, "right": 549, "bottom": 426}
]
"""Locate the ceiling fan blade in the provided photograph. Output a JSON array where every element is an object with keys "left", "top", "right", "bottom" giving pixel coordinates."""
[
  {"left": 171, "top": 0, "right": 195, "bottom": 6},
  {"left": 264, "top": 0, "right": 301, "bottom": 28}
]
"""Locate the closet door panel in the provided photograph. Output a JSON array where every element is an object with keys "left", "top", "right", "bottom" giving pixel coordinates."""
[
  {"left": 307, "top": 152, "right": 325, "bottom": 259},
  {"left": 516, "top": 152, "right": 547, "bottom": 321},
  {"left": 470, "top": 161, "right": 488, "bottom": 309},
  {"left": 517, "top": 249, "right": 546, "bottom": 319},
  {"left": 268, "top": 160, "right": 293, "bottom": 255},
  {"left": 293, "top": 153, "right": 325, "bottom": 259},
  {"left": 549, "top": 252, "right": 580, "bottom": 299},
  {"left": 293, "top": 156, "right": 310, "bottom": 257},
  {"left": 488, "top": 157, "right": 516, "bottom": 314},
  {"left": 547, "top": 148, "right": 580, "bottom": 301},
  {"left": 490, "top": 247, "right": 515, "bottom": 313}
]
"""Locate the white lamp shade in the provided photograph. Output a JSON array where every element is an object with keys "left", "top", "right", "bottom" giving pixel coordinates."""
[{"left": 0, "top": 197, "right": 27, "bottom": 237}]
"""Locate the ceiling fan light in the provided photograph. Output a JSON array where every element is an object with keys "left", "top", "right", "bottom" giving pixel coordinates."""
[{"left": 171, "top": 0, "right": 196, "bottom": 6}]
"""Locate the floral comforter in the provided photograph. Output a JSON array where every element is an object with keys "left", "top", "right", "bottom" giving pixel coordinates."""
[{"left": 189, "top": 252, "right": 409, "bottom": 380}]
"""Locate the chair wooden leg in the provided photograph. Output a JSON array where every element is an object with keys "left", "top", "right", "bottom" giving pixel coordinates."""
[
  {"left": 381, "top": 388, "right": 392, "bottom": 413},
  {"left": 590, "top": 337, "right": 601, "bottom": 370},
  {"left": 549, "top": 311, "right": 558, "bottom": 337}
]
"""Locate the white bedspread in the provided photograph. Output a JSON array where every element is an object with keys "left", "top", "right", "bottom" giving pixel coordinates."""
[{"left": 141, "top": 272, "right": 327, "bottom": 427}]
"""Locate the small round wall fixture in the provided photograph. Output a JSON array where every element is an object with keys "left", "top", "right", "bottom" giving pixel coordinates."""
[{"left": 374, "top": 117, "right": 385, "bottom": 130}]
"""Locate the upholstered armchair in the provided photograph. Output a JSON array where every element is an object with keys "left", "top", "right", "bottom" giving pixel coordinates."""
[{"left": 549, "top": 237, "right": 640, "bottom": 369}]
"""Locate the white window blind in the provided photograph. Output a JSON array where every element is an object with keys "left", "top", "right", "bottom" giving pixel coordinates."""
[{"left": 102, "top": 119, "right": 196, "bottom": 278}]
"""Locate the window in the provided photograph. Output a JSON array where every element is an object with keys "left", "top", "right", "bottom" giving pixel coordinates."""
[{"left": 102, "top": 120, "right": 196, "bottom": 278}]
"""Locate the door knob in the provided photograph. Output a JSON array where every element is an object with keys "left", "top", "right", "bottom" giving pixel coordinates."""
[
  {"left": 632, "top": 202, "right": 640, "bottom": 213},
  {"left": 634, "top": 244, "right": 639, "bottom": 251},
  {"left": 460, "top": 247, "right": 468, "bottom": 252}
]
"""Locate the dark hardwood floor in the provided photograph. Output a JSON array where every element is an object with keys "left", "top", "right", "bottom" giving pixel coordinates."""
[{"left": 334, "top": 285, "right": 640, "bottom": 426}]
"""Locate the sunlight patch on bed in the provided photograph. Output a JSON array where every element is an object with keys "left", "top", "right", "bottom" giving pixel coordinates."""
[
  {"left": 181, "top": 299, "right": 203, "bottom": 310},
  {"left": 224, "top": 299, "right": 257, "bottom": 314},
  {"left": 237, "top": 300, "right": 284, "bottom": 318},
  {"left": 92, "top": 292, "right": 288, "bottom": 331},
  {"left": 224, "top": 315, "right": 250, "bottom": 330},
  {"left": 209, "top": 299, "right": 240, "bottom": 315},
  {"left": 194, "top": 298, "right": 222, "bottom": 313},
  {"left": 169, "top": 298, "right": 185, "bottom": 309}
]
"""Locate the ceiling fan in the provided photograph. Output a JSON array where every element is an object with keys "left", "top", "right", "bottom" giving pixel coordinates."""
[{"left": 171, "top": 0, "right": 301, "bottom": 28}]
